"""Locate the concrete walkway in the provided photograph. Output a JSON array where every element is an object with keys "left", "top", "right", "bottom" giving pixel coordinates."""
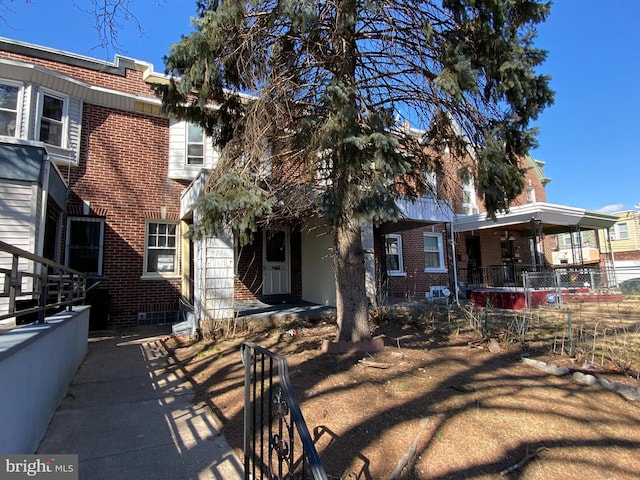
[{"left": 37, "top": 326, "right": 243, "bottom": 480}]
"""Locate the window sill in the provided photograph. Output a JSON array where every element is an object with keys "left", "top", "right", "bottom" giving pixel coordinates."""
[
  {"left": 140, "top": 273, "right": 181, "bottom": 281},
  {"left": 424, "top": 268, "right": 448, "bottom": 274},
  {"left": 387, "top": 272, "right": 407, "bottom": 277}
]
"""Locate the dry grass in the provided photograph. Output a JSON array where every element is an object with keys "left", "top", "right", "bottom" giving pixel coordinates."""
[{"left": 165, "top": 296, "right": 640, "bottom": 480}]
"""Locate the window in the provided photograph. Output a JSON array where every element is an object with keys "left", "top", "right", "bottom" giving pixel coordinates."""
[
  {"left": 38, "top": 92, "right": 66, "bottom": 147},
  {"left": 186, "top": 122, "right": 204, "bottom": 165},
  {"left": 423, "top": 233, "right": 446, "bottom": 272},
  {"left": 558, "top": 233, "right": 572, "bottom": 249},
  {"left": 66, "top": 217, "right": 105, "bottom": 276},
  {"left": 0, "top": 81, "right": 20, "bottom": 137},
  {"left": 423, "top": 170, "right": 437, "bottom": 196},
  {"left": 461, "top": 175, "right": 477, "bottom": 214},
  {"left": 525, "top": 185, "right": 536, "bottom": 203},
  {"left": 610, "top": 223, "right": 629, "bottom": 241},
  {"left": 145, "top": 222, "right": 178, "bottom": 275},
  {"left": 385, "top": 234, "right": 404, "bottom": 276}
]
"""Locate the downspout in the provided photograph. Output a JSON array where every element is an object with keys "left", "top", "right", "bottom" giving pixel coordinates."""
[{"left": 36, "top": 156, "right": 51, "bottom": 259}]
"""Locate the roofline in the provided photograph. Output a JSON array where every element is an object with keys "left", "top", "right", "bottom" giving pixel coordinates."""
[
  {"left": 0, "top": 36, "right": 166, "bottom": 81},
  {"left": 454, "top": 202, "right": 618, "bottom": 232}
]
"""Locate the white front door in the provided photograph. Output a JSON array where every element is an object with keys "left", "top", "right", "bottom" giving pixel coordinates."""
[{"left": 262, "top": 228, "right": 291, "bottom": 296}]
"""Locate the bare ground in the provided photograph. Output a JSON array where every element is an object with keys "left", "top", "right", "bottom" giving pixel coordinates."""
[{"left": 163, "top": 299, "right": 640, "bottom": 480}]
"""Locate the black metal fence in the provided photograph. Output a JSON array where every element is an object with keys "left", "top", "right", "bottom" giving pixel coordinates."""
[
  {"left": 241, "top": 341, "right": 327, "bottom": 480},
  {"left": 0, "top": 240, "right": 87, "bottom": 328}
]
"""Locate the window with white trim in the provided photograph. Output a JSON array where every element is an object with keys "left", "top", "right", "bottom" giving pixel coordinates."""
[
  {"left": 145, "top": 221, "right": 178, "bottom": 275},
  {"left": 0, "top": 81, "right": 21, "bottom": 137},
  {"left": 385, "top": 234, "right": 405, "bottom": 276},
  {"left": 610, "top": 222, "right": 629, "bottom": 241},
  {"left": 66, "top": 217, "right": 105, "bottom": 276},
  {"left": 424, "top": 170, "right": 437, "bottom": 196},
  {"left": 186, "top": 122, "right": 205, "bottom": 165},
  {"left": 423, "top": 232, "right": 446, "bottom": 272},
  {"left": 461, "top": 175, "right": 478, "bottom": 214},
  {"left": 38, "top": 91, "right": 67, "bottom": 147}
]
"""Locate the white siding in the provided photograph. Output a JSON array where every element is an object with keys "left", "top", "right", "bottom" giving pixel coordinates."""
[
  {"left": 0, "top": 180, "right": 38, "bottom": 251},
  {"left": 0, "top": 180, "right": 39, "bottom": 317},
  {"left": 192, "top": 231, "right": 235, "bottom": 324},
  {"left": 168, "top": 119, "right": 219, "bottom": 180},
  {"left": 67, "top": 96, "right": 83, "bottom": 164},
  {"left": 203, "top": 235, "right": 234, "bottom": 320},
  {"left": 13, "top": 83, "right": 82, "bottom": 165}
]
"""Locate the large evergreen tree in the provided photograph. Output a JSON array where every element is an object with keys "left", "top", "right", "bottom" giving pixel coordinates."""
[{"left": 156, "top": 0, "right": 554, "bottom": 343}]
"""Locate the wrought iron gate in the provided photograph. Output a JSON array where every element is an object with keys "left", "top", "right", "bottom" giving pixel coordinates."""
[{"left": 242, "top": 342, "right": 328, "bottom": 480}]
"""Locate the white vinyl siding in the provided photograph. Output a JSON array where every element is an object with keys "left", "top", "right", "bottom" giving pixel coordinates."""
[
  {"left": 0, "top": 180, "right": 39, "bottom": 253},
  {"left": 6, "top": 82, "right": 82, "bottom": 165},
  {"left": 168, "top": 119, "right": 219, "bottom": 180},
  {"left": 0, "top": 180, "right": 39, "bottom": 317}
]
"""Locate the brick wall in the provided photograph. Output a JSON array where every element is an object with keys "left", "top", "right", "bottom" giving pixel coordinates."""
[
  {"left": 376, "top": 225, "right": 452, "bottom": 302},
  {"left": 1, "top": 45, "right": 188, "bottom": 327},
  {"left": 67, "top": 104, "right": 185, "bottom": 327}
]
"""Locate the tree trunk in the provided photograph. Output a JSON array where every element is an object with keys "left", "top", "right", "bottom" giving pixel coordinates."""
[{"left": 334, "top": 218, "right": 371, "bottom": 342}]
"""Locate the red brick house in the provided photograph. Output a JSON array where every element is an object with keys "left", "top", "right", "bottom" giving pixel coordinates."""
[
  {"left": 0, "top": 37, "right": 188, "bottom": 328},
  {"left": 0, "top": 37, "right": 619, "bottom": 331}
]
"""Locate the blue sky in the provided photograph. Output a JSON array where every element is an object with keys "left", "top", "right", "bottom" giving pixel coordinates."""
[{"left": 3, "top": 1, "right": 638, "bottom": 213}]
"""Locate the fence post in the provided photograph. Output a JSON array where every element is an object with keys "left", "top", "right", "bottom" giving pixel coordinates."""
[{"left": 567, "top": 309, "right": 573, "bottom": 356}]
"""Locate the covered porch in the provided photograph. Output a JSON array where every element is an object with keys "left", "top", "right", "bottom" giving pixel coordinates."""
[{"left": 453, "top": 202, "right": 620, "bottom": 309}]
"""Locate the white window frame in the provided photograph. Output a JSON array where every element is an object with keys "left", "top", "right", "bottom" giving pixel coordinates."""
[
  {"left": 610, "top": 223, "right": 629, "bottom": 241},
  {"left": 37, "top": 89, "right": 68, "bottom": 148},
  {"left": 143, "top": 221, "right": 179, "bottom": 278},
  {"left": 423, "top": 170, "right": 437, "bottom": 196},
  {"left": 558, "top": 233, "right": 572, "bottom": 249},
  {"left": 65, "top": 217, "right": 105, "bottom": 277},
  {"left": 461, "top": 176, "right": 478, "bottom": 214},
  {"left": 186, "top": 122, "right": 205, "bottom": 165},
  {"left": 525, "top": 185, "right": 536, "bottom": 203},
  {"left": 385, "top": 234, "right": 405, "bottom": 277},
  {"left": 423, "top": 232, "right": 446, "bottom": 273},
  {"left": 0, "top": 79, "right": 23, "bottom": 138}
]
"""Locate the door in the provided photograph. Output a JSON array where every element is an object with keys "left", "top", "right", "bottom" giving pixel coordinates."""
[
  {"left": 262, "top": 228, "right": 290, "bottom": 296},
  {"left": 465, "top": 236, "right": 482, "bottom": 284}
]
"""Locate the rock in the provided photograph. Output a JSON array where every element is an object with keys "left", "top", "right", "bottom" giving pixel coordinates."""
[{"left": 573, "top": 371, "right": 597, "bottom": 386}]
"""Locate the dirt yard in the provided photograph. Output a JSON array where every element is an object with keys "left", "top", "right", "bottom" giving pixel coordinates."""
[{"left": 164, "top": 300, "right": 640, "bottom": 480}]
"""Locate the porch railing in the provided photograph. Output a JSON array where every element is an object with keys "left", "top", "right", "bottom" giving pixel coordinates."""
[
  {"left": 241, "top": 342, "right": 328, "bottom": 480},
  {"left": 459, "top": 264, "right": 554, "bottom": 288},
  {"left": 0, "top": 240, "right": 87, "bottom": 329}
]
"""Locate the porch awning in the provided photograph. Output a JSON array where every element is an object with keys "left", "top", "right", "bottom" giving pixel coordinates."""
[
  {"left": 454, "top": 202, "right": 618, "bottom": 234},
  {"left": 0, "top": 141, "right": 47, "bottom": 182},
  {"left": 379, "top": 197, "right": 454, "bottom": 233}
]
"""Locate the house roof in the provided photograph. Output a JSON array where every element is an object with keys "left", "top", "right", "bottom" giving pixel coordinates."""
[{"left": 454, "top": 202, "right": 618, "bottom": 235}]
